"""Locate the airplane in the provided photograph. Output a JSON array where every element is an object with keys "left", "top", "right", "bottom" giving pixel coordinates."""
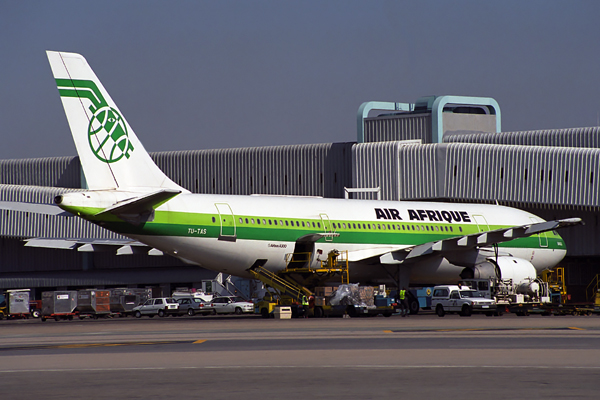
[{"left": 8, "top": 51, "right": 585, "bottom": 293}]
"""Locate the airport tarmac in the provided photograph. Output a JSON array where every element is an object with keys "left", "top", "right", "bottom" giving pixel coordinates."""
[{"left": 1, "top": 313, "right": 599, "bottom": 399}]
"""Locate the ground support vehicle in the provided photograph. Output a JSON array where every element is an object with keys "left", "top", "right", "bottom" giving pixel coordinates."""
[
  {"left": 432, "top": 285, "right": 497, "bottom": 317},
  {"left": 0, "top": 289, "right": 32, "bottom": 320},
  {"left": 250, "top": 251, "right": 396, "bottom": 318},
  {"left": 29, "top": 300, "right": 42, "bottom": 318},
  {"left": 249, "top": 262, "right": 312, "bottom": 318},
  {"left": 132, "top": 297, "right": 179, "bottom": 318},
  {"left": 109, "top": 288, "right": 152, "bottom": 317},
  {"left": 41, "top": 290, "right": 79, "bottom": 321},
  {"left": 313, "top": 284, "right": 395, "bottom": 318},
  {"left": 460, "top": 277, "right": 551, "bottom": 316},
  {"left": 175, "top": 296, "right": 214, "bottom": 316}
]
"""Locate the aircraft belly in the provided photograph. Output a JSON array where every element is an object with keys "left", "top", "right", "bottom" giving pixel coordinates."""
[{"left": 130, "top": 235, "right": 292, "bottom": 277}]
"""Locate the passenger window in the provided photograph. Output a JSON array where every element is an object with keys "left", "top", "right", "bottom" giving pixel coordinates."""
[
  {"left": 312, "top": 222, "right": 316, "bottom": 228},
  {"left": 212, "top": 217, "right": 216, "bottom": 223},
  {"left": 245, "top": 218, "right": 249, "bottom": 224},
  {"left": 262, "top": 219, "right": 266, "bottom": 225},
  {"left": 269, "top": 220, "right": 272, "bottom": 225},
  {"left": 251, "top": 218, "right": 255, "bottom": 224},
  {"left": 302, "top": 222, "right": 305, "bottom": 227},
  {"left": 317, "top": 222, "right": 321, "bottom": 228},
  {"left": 342, "top": 223, "right": 346, "bottom": 229},
  {"left": 285, "top": 221, "right": 289, "bottom": 226},
  {"left": 257, "top": 219, "right": 261, "bottom": 225},
  {"left": 239, "top": 218, "right": 243, "bottom": 224}
]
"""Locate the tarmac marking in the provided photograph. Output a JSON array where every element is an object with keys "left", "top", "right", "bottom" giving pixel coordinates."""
[
  {"left": 385, "top": 327, "right": 586, "bottom": 333},
  {"left": 0, "top": 340, "right": 200, "bottom": 352}
]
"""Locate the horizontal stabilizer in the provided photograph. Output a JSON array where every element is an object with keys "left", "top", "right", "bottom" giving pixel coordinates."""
[
  {"left": 0, "top": 201, "right": 73, "bottom": 217},
  {"left": 95, "top": 189, "right": 181, "bottom": 222}
]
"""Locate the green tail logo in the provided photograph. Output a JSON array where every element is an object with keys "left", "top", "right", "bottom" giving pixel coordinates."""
[{"left": 56, "top": 79, "right": 134, "bottom": 163}]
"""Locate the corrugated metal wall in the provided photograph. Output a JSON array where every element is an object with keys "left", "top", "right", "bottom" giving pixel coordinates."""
[
  {"left": 351, "top": 142, "right": 600, "bottom": 210},
  {"left": 151, "top": 142, "right": 354, "bottom": 198},
  {"left": 444, "top": 143, "right": 600, "bottom": 210},
  {"left": 364, "top": 114, "right": 432, "bottom": 143},
  {"left": 352, "top": 142, "right": 439, "bottom": 200},
  {"left": 444, "top": 127, "right": 600, "bottom": 148},
  {"left": 0, "top": 156, "right": 81, "bottom": 187}
]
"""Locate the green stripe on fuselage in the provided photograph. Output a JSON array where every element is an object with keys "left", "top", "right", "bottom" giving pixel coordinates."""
[{"left": 69, "top": 207, "right": 561, "bottom": 250}]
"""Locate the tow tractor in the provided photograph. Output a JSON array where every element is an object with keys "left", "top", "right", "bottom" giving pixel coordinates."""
[{"left": 249, "top": 250, "right": 396, "bottom": 318}]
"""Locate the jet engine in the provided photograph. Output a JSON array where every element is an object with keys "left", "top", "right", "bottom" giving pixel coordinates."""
[{"left": 461, "top": 256, "right": 539, "bottom": 295}]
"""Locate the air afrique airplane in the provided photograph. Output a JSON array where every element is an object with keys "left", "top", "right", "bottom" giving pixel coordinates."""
[{"left": 41, "top": 51, "right": 581, "bottom": 290}]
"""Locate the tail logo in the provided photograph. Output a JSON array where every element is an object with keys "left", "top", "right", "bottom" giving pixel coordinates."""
[{"left": 56, "top": 79, "right": 134, "bottom": 163}]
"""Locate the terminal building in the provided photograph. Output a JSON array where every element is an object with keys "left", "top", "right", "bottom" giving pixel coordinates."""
[{"left": 1, "top": 95, "right": 599, "bottom": 301}]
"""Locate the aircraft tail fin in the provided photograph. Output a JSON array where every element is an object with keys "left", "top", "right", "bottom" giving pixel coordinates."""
[{"left": 46, "top": 51, "right": 186, "bottom": 192}]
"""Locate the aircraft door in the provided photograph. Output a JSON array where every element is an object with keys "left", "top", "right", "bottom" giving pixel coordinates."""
[
  {"left": 473, "top": 215, "right": 490, "bottom": 233},
  {"left": 215, "top": 203, "right": 236, "bottom": 240},
  {"left": 529, "top": 217, "right": 548, "bottom": 248},
  {"left": 319, "top": 213, "right": 334, "bottom": 242}
]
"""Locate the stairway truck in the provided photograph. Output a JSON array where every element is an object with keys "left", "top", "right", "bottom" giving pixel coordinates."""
[
  {"left": 0, "top": 289, "right": 32, "bottom": 320},
  {"left": 460, "top": 257, "right": 552, "bottom": 315}
]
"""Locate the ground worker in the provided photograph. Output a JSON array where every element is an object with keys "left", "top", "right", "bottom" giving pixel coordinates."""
[
  {"left": 301, "top": 295, "right": 309, "bottom": 318},
  {"left": 398, "top": 288, "right": 407, "bottom": 317}
]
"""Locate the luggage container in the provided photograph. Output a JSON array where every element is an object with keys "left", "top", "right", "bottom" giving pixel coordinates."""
[
  {"left": 0, "top": 289, "right": 31, "bottom": 319},
  {"left": 77, "top": 289, "right": 111, "bottom": 318},
  {"left": 41, "top": 291, "right": 78, "bottom": 321},
  {"left": 109, "top": 288, "right": 152, "bottom": 316}
]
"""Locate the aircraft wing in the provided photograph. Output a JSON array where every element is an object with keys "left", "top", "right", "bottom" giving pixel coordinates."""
[
  {"left": 25, "top": 237, "right": 164, "bottom": 255},
  {"left": 379, "top": 217, "right": 583, "bottom": 265}
]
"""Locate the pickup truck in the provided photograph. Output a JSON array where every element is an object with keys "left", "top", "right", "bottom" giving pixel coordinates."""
[{"left": 432, "top": 285, "right": 496, "bottom": 317}]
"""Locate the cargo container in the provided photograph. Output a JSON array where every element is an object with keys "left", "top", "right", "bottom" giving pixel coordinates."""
[
  {"left": 76, "top": 289, "right": 111, "bottom": 318},
  {"left": 109, "top": 288, "right": 152, "bottom": 316},
  {"left": 41, "top": 290, "right": 78, "bottom": 321},
  {"left": 0, "top": 289, "right": 31, "bottom": 319}
]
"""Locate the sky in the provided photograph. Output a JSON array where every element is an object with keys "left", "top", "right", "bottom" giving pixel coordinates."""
[{"left": 1, "top": 1, "right": 599, "bottom": 160}]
